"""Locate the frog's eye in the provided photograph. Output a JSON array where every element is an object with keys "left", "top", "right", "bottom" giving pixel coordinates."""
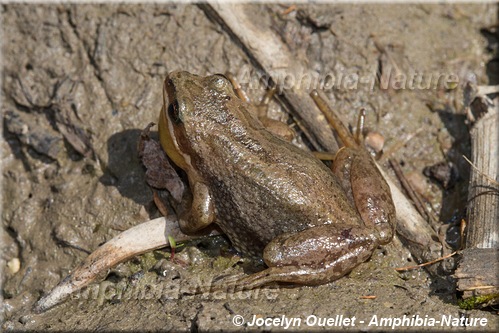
[
  {"left": 168, "top": 100, "right": 182, "bottom": 124},
  {"left": 212, "top": 74, "right": 230, "bottom": 90}
]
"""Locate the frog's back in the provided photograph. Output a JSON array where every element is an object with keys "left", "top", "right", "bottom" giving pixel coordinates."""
[
  {"left": 195, "top": 125, "right": 360, "bottom": 257},
  {"left": 177, "top": 75, "right": 361, "bottom": 256}
]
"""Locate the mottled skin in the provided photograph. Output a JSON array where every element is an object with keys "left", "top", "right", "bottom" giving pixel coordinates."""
[{"left": 158, "top": 71, "right": 395, "bottom": 288}]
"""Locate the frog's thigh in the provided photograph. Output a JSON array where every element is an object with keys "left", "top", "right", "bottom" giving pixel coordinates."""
[
  {"left": 254, "top": 224, "right": 378, "bottom": 285},
  {"left": 330, "top": 147, "right": 355, "bottom": 202},
  {"left": 331, "top": 148, "right": 395, "bottom": 244},
  {"left": 179, "top": 182, "right": 215, "bottom": 233},
  {"left": 348, "top": 151, "right": 395, "bottom": 244}
]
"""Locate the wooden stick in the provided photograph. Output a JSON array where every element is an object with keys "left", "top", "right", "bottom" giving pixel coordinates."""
[
  {"left": 377, "top": 167, "right": 443, "bottom": 277},
  {"left": 33, "top": 217, "right": 218, "bottom": 313},
  {"left": 389, "top": 159, "right": 431, "bottom": 223},
  {"left": 199, "top": 2, "right": 339, "bottom": 152},
  {"left": 456, "top": 92, "right": 499, "bottom": 308},
  {"left": 464, "top": 108, "right": 499, "bottom": 249}
]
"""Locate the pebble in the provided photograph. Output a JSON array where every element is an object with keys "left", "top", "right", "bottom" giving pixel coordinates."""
[{"left": 7, "top": 258, "right": 20, "bottom": 274}]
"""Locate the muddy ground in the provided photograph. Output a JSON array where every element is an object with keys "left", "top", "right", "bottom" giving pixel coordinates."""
[{"left": 1, "top": 3, "right": 498, "bottom": 332}]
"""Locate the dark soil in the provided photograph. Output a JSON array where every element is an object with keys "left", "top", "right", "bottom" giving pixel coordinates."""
[{"left": 2, "top": 3, "right": 498, "bottom": 331}]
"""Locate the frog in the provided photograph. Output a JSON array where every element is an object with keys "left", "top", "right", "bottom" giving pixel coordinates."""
[
  {"left": 158, "top": 71, "right": 396, "bottom": 289},
  {"left": 32, "top": 71, "right": 396, "bottom": 313}
]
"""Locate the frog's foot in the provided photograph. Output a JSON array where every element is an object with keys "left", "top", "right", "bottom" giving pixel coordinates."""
[
  {"left": 226, "top": 72, "right": 294, "bottom": 141},
  {"left": 208, "top": 224, "right": 379, "bottom": 292},
  {"left": 33, "top": 216, "right": 196, "bottom": 313},
  {"left": 211, "top": 264, "right": 344, "bottom": 293},
  {"left": 310, "top": 90, "right": 359, "bottom": 149}
]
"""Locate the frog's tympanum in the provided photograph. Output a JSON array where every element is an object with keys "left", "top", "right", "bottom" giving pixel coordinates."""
[{"left": 158, "top": 71, "right": 396, "bottom": 289}]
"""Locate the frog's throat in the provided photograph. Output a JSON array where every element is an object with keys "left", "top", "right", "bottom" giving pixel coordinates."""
[{"left": 158, "top": 105, "right": 191, "bottom": 171}]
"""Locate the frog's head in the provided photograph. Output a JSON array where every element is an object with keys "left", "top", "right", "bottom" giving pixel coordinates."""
[{"left": 158, "top": 71, "right": 236, "bottom": 171}]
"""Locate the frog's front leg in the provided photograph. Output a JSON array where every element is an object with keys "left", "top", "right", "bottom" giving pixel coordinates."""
[
  {"left": 178, "top": 181, "right": 216, "bottom": 234},
  {"left": 219, "top": 224, "right": 380, "bottom": 289}
]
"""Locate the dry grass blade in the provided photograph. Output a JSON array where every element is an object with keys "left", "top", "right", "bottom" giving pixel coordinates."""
[{"left": 395, "top": 251, "right": 458, "bottom": 272}]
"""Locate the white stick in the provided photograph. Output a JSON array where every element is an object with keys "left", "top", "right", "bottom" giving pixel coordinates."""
[{"left": 33, "top": 216, "right": 193, "bottom": 313}]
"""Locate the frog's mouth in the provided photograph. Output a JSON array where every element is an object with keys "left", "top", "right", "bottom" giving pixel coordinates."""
[{"left": 158, "top": 78, "right": 191, "bottom": 171}]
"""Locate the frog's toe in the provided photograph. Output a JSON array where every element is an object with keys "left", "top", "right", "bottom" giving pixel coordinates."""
[{"left": 224, "top": 265, "right": 340, "bottom": 290}]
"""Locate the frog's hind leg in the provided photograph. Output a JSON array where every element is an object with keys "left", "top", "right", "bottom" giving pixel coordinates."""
[
  {"left": 225, "top": 72, "right": 252, "bottom": 104},
  {"left": 311, "top": 89, "right": 396, "bottom": 244},
  {"left": 225, "top": 72, "right": 276, "bottom": 118},
  {"left": 226, "top": 72, "right": 294, "bottom": 141},
  {"left": 213, "top": 224, "right": 378, "bottom": 292},
  {"left": 309, "top": 89, "right": 363, "bottom": 171},
  {"left": 354, "top": 108, "right": 366, "bottom": 145},
  {"left": 310, "top": 90, "right": 360, "bottom": 149}
]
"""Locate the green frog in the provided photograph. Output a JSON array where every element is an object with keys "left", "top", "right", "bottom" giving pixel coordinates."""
[{"left": 158, "top": 71, "right": 396, "bottom": 289}]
